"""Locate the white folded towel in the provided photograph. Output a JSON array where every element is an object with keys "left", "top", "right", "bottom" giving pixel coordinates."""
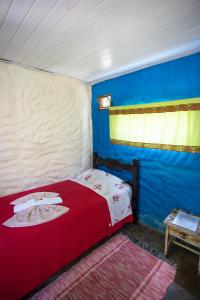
[{"left": 14, "top": 197, "right": 63, "bottom": 213}]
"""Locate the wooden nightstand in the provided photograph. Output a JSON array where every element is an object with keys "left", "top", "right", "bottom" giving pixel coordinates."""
[{"left": 164, "top": 208, "right": 200, "bottom": 274}]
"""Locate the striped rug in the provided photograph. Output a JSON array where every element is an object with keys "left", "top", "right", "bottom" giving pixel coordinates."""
[{"left": 31, "top": 234, "right": 176, "bottom": 300}]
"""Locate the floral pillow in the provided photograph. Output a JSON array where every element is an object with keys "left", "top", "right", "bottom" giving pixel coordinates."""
[{"left": 72, "top": 168, "right": 132, "bottom": 225}]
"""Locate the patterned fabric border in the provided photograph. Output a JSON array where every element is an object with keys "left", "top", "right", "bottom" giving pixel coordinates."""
[
  {"left": 109, "top": 103, "right": 200, "bottom": 115},
  {"left": 110, "top": 139, "right": 200, "bottom": 153}
]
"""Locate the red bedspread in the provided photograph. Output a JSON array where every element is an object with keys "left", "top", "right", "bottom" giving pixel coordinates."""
[{"left": 0, "top": 180, "right": 132, "bottom": 300}]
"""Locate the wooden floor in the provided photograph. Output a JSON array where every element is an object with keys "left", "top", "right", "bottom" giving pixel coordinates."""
[
  {"left": 121, "top": 223, "right": 200, "bottom": 300},
  {"left": 24, "top": 222, "right": 200, "bottom": 299}
]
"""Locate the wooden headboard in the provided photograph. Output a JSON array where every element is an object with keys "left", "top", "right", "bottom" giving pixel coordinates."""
[{"left": 93, "top": 152, "right": 139, "bottom": 223}]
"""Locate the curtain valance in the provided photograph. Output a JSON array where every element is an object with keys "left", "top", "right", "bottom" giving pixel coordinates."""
[{"left": 109, "top": 97, "right": 200, "bottom": 153}]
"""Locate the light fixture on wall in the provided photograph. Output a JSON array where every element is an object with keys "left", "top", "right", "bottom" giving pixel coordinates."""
[{"left": 97, "top": 94, "right": 111, "bottom": 110}]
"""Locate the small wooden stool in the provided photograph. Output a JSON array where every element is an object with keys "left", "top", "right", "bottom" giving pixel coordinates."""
[{"left": 164, "top": 208, "right": 200, "bottom": 274}]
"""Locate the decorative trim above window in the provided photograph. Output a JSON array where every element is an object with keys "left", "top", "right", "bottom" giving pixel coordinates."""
[
  {"left": 109, "top": 102, "right": 200, "bottom": 115},
  {"left": 109, "top": 97, "right": 200, "bottom": 153}
]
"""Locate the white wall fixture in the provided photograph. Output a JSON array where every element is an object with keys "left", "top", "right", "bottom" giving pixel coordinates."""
[{"left": 97, "top": 95, "right": 111, "bottom": 110}]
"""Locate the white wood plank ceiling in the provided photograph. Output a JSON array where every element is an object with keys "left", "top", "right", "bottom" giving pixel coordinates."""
[{"left": 0, "top": 0, "right": 200, "bottom": 83}]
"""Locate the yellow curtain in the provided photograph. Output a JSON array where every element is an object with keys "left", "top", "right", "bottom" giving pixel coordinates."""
[{"left": 109, "top": 97, "right": 200, "bottom": 153}]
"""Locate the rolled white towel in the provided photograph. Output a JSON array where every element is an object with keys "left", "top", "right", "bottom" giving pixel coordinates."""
[
  {"left": 14, "top": 199, "right": 35, "bottom": 213},
  {"left": 14, "top": 197, "right": 63, "bottom": 213},
  {"left": 41, "top": 197, "right": 63, "bottom": 205}
]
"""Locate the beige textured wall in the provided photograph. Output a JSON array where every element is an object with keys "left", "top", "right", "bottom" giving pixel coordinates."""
[{"left": 0, "top": 62, "right": 92, "bottom": 196}]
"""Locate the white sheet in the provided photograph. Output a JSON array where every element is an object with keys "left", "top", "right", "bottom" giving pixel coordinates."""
[{"left": 71, "top": 168, "right": 132, "bottom": 226}]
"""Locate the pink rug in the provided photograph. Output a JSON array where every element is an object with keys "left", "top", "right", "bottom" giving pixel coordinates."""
[{"left": 31, "top": 234, "right": 176, "bottom": 300}]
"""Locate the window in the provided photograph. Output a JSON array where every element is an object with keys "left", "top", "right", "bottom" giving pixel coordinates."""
[{"left": 109, "top": 98, "right": 200, "bottom": 153}]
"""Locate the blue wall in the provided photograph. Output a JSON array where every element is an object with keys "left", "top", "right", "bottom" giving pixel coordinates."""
[{"left": 92, "top": 53, "right": 200, "bottom": 231}]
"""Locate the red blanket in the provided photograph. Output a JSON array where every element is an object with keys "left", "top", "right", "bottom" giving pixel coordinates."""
[{"left": 0, "top": 180, "right": 132, "bottom": 299}]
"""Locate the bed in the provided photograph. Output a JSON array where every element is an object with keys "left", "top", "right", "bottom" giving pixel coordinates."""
[{"left": 0, "top": 153, "right": 138, "bottom": 300}]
